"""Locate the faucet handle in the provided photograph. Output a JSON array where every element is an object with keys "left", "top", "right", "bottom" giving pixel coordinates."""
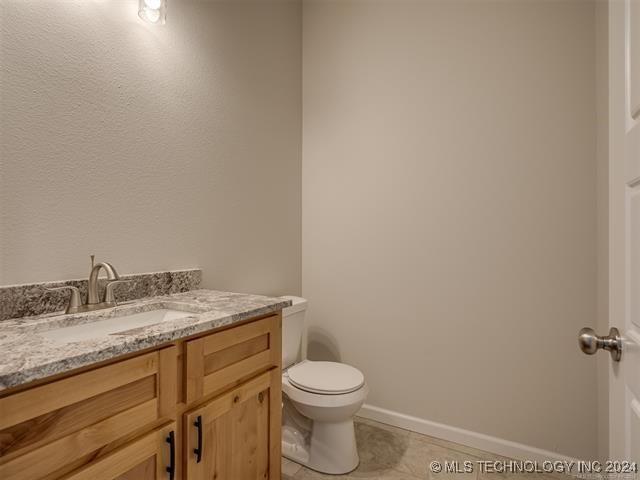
[
  {"left": 104, "top": 280, "right": 132, "bottom": 305},
  {"left": 46, "top": 286, "right": 82, "bottom": 314}
]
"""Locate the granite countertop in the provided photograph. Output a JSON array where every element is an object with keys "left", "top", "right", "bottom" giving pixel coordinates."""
[{"left": 0, "top": 289, "right": 292, "bottom": 392}]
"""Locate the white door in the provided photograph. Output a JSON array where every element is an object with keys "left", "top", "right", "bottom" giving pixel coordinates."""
[{"left": 610, "top": 0, "right": 640, "bottom": 462}]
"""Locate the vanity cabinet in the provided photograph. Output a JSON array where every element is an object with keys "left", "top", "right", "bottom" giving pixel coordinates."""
[{"left": 0, "top": 312, "right": 282, "bottom": 480}]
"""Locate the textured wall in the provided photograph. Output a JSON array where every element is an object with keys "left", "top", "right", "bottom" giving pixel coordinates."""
[
  {"left": 303, "top": 0, "right": 598, "bottom": 459},
  {"left": 0, "top": 0, "right": 302, "bottom": 296}
]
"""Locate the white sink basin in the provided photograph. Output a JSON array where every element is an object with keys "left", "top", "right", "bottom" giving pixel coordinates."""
[{"left": 41, "top": 309, "right": 194, "bottom": 343}]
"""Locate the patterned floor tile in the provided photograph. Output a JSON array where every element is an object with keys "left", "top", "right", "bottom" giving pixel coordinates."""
[
  {"left": 283, "top": 456, "right": 303, "bottom": 479},
  {"left": 283, "top": 417, "right": 567, "bottom": 480}
]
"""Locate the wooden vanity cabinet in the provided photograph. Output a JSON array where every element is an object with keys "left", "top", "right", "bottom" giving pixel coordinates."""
[{"left": 0, "top": 312, "right": 282, "bottom": 480}]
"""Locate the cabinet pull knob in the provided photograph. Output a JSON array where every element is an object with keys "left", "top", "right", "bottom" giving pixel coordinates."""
[
  {"left": 166, "top": 431, "right": 175, "bottom": 480},
  {"left": 193, "top": 415, "right": 203, "bottom": 463}
]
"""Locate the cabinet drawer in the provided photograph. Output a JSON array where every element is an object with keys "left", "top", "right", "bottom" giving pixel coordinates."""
[
  {"left": 0, "top": 347, "right": 177, "bottom": 480},
  {"left": 185, "top": 315, "right": 281, "bottom": 404}
]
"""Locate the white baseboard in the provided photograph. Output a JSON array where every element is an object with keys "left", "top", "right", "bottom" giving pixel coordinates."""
[{"left": 358, "top": 404, "right": 581, "bottom": 465}]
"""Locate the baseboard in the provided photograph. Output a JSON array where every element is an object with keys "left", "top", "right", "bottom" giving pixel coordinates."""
[{"left": 358, "top": 404, "right": 581, "bottom": 464}]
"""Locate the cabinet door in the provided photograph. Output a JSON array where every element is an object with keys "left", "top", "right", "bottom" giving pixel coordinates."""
[
  {"left": 184, "top": 369, "right": 281, "bottom": 480},
  {"left": 63, "top": 422, "right": 177, "bottom": 480}
]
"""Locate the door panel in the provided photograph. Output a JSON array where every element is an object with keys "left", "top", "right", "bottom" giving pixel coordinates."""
[
  {"left": 624, "top": 0, "right": 640, "bottom": 461},
  {"left": 184, "top": 370, "right": 280, "bottom": 480},
  {"left": 632, "top": 400, "right": 640, "bottom": 458},
  {"left": 631, "top": 189, "right": 640, "bottom": 331},
  {"left": 610, "top": 0, "right": 640, "bottom": 462},
  {"left": 627, "top": 0, "right": 640, "bottom": 181}
]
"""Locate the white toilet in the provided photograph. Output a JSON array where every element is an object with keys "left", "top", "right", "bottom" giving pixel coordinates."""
[{"left": 280, "top": 296, "right": 368, "bottom": 475}]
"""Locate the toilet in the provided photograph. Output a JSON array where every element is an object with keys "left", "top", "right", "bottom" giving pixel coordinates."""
[{"left": 280, "top": 296, "right": 368, "bottom": 475}]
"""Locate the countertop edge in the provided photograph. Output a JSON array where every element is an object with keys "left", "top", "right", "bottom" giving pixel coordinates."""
[{"left": 0, "top": 292, "right": 291, "bottom": 393}]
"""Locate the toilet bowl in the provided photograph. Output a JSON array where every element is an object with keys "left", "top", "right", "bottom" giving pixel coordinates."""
[
  {"left": 280, "top": 297, "right": 368, "bottom": 474},
  {"left": 283, "top": 362, "right": 368, "bottom": 473}
]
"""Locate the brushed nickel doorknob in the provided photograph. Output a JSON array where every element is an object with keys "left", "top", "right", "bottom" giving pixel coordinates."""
[{"left": 578, "top": 327, "right": 622, "bottom": 361}]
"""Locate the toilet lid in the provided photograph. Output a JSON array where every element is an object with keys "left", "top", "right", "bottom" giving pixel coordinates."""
[{"left": 287, "top": 361, "right": 364, "bottom": 395}]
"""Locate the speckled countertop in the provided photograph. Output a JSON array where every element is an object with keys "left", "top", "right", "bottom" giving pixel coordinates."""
[{"left": 0, "top": 289, "right": 291, "bottom": 392}]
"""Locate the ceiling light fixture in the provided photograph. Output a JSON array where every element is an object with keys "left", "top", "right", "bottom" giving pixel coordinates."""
[{"left": 139, "top": 0, "right": 166, "bottom": 25}]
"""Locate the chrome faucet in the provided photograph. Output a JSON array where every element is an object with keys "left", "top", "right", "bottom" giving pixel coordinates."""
[{"left": 47, "top": 255, "right": 128, "bottom": 314}]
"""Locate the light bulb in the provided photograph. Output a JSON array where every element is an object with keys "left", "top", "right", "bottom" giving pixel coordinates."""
[
  {"left": 144, "top": 0, "right": 162, "bottom": 10},
  {"left": 141, "top": 7, "right": 161, "bottom": 23},
  {"left": 138, "top": 0, "right": 166, "bottom": 24}
]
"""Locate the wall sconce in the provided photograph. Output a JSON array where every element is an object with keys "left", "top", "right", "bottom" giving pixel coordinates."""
[{"left": 138, "top": 0, "right": 166, "bottom": 24}]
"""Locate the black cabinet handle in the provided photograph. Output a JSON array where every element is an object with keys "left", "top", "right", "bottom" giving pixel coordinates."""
[
  {"left": 166, "top": 431, "right": 175, "bottom": 480},
  {"left": 193, "top": 415, "right": 203, "bottom": 463}
]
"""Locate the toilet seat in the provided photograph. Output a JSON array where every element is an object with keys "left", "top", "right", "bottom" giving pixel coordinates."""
[
  {"left": 286, "top": 361, "right": 365, "bottom": 395},
  {"left": 282, "top": 375, "right": 368, "bottom": 409}
]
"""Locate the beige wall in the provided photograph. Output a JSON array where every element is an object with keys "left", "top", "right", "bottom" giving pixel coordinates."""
[
  {"left": 303, "top": 0, "right": 598, "bottom": 459},
  {"left": 0, "top": 0, "right": 302, "bottom": 296},
  {"left": 595, "top": 0, "right": 609, "bottom": 462}
]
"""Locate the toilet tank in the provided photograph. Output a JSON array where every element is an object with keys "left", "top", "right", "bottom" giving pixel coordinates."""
[{"left": 280, "top": 296, "right": 308, "bottom": 369}]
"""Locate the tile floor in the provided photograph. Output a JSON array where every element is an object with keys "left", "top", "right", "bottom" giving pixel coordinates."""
[{"left": 282, "top": 417, "right": 566, "bottom": 480}]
